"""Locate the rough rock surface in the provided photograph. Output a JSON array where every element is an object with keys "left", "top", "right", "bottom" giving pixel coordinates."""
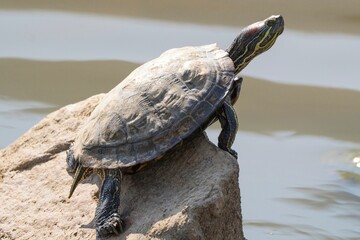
[{"left": 0, "top": 95, "right": 245, "bottom": 240}]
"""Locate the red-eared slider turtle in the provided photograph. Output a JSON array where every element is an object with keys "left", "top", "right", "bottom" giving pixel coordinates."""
[{"left": 66, "top": 15, "right": 284, "bottom": 237}]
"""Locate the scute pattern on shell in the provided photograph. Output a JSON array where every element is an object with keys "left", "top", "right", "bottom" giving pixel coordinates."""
[{"left": 73, "top": 44, "right": 235, "bottom": 169}]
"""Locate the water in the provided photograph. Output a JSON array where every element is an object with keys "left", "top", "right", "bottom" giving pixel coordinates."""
[
  {"left": 1, "top": 6, "right": 360, "bottom": 240},
  {"left": 207, "top": 130, "right": 360, "bottom": 239},
  {"left": 1, "top": 11, "right": 360, "bottom": 90},
  {"left": 0, "top": 97, "right": 54, "bottom": 147}
]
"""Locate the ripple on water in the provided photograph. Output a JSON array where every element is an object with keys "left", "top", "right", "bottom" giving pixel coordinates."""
[
  {"left": 1, "top": 9, "right": 360, "bottom": 239},
  {"left": 1, "top": 10, "right": 360, "bottom": 91},
  {"left": 0, "top": 98, "right": 53, "bottom": 148},
  {"left": 206, "top": 130, "right": 360, "bottom": 240}
]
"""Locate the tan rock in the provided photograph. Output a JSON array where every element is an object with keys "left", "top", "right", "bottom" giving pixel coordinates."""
[{"left": 0, "top": 95, "right": 245, "bottom": 240}]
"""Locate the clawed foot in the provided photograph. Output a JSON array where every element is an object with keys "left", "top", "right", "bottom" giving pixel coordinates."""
[
  {"left": 218, "top": 145, "right": 238, "bottom": 159},
  {"left": 96, "top": 213, "right": 124, "bottom": 238},
  {"left": 228, "top": 148, "right": 238, "bottom": 159}
]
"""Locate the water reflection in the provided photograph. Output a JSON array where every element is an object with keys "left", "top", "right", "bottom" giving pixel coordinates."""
[
  {"left": 1, "top": 10, "right": 360, "bottom": 91},
  {"left": 280, "top": 185, "right": 360, "bottom": 240},
  {"left": 1, "top": 58, "right": 360, "bottom": 144},
  {"left": 282, "top": 186, "right": 360, "bottom": 209},
  {"left": 245, "top": 220, "right": 334, "bottom": 239},
  {"left": 338, "top": 171, "right": 360, "bottom": 184},
  {"left": 0, "top": 97, "right": 52, "bottom": 147},
  {"left": 352, "top": 157, "right": 360, "bottom": 168},
  {"left": 1, "top": 8, "right": 360, "bottom": 240},
  {"left": 0, "top": 59, "right": 137, "bottom": 105},
  {"left": 206, "top": 130, "right": 360, "bottom": 240}
]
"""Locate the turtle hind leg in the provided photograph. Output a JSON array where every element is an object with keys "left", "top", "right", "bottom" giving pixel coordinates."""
[
  {"left": 217, "top": 100, "right": 239, "bottom": 159},
  {"left": 95, "top": 169, "right": 124, "bottom": 237}
]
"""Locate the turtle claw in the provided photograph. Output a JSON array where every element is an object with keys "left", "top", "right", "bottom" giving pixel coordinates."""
[
  {"left": 228, "top": 149, "right": 238, "bottom": 159},
  {"left": 96, "top": 213, "right": 124, "bottom": 238}
]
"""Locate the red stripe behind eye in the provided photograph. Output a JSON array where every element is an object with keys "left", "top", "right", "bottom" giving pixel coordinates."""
[{"left": 244, "top": 22, "right": 262, "bottom": 37}]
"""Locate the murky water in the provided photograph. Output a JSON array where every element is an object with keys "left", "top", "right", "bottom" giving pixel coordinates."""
[
  {"left": 1, "top": 11, "right": 360, "bottom": 90},
  {"left": 1, "top": 3, "right": 360, "bottom": 240},
  {"left": 208, "top": 130, "right": 360, "bottom": 239}
]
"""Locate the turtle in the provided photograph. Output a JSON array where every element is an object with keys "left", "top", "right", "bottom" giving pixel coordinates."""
[{"left": 66, "top": 15, "right": 284, "bottom": 237}]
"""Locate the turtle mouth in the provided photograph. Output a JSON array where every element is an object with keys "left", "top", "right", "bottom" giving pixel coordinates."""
[
  {"left": 273, "top": 15, "right": 285, "bottom": 35},
  {"left": 248, "top": 15, "right": 285, "bottom": 54}
]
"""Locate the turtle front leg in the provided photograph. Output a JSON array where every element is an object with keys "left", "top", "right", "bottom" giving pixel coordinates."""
[
  {"left": 95, "top": 169, "right": 124, "bottom": 238},
  {"left": 217, "top": 99, "right": 239, "bottom": 159}
]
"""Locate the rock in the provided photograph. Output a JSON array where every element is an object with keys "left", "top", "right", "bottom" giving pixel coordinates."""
[{"left": 0, "top": 95, "right": 245, "bottom": 240}]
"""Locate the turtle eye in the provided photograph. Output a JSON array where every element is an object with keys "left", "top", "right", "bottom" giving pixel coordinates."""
[{"left": 265, "top": 18, "right": 276, "bottom": 27}]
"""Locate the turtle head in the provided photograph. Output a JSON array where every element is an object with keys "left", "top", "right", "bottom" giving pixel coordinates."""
[{"left": 227, "top": 15, "right": 284, "bottom": 74}]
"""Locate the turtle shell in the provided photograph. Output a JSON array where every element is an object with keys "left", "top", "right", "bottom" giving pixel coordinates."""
[{"left": 73, "top": 44, "right": 235, "bottom": 169}]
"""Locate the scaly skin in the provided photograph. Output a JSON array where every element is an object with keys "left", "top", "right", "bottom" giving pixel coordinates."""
[
  {"left": 218, "top": 15, "right": 284, "bottom": 158},
  {"left": 65, "top": 15, "right": 284, "bottom": 238},
  {"left": 95, "top": 169, "right": 123, "bottom": 238},
  {"left": 66, "top": 146, "right": 124, "bottom": 237},
  {"left": 217, "top": 77, "right": 242, "bottom": 159}
]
